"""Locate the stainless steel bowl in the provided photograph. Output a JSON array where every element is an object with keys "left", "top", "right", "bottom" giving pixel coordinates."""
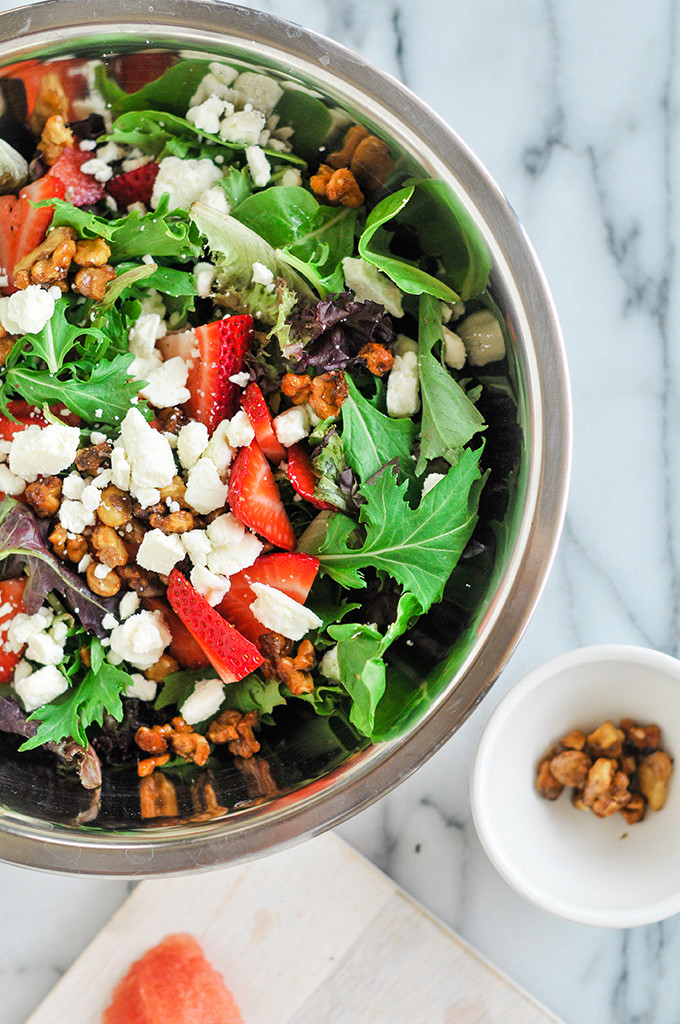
[{"left": 0, "top": 0, "right": 571, "bottom": 875}]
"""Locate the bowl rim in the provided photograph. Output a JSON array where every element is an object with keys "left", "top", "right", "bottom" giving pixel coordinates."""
[
  {"left": 470, "top": 644, "right": 680, "bottom": 928},
  {"left": 0, "top": 0, "right": 572, "bottom": 875}
]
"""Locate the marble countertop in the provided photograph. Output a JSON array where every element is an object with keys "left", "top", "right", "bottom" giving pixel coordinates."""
[{"left": 1, "top": 1, "right": 678, "bottom": 1021}]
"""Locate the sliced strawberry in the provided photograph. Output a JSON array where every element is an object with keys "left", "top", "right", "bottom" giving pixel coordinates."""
[
  {"left": 49, "top": 147, "right": 105, "bottom": 206},
  {"left": 0, "top": 59, "right": 88, "bottom": 120},
  {"left": 0, "top": 577, "right": 26, "bottom": 682},
  {"left": 240, "top": 382, "right": 287, "bottom": 464},
  {"left": 217, "top": 552, "right": 319, "bottom": 644},
  {"left": 106, "top": 161, "right": 159, "bottom": 208},
  {"left": 0, "top": 401, "right": 49, "bottom": 440},
  {"left": 0, "top": 175, "right": 66, "bottom": 294},
  {"left": 228, "top": 439, "right": 296, "bottom": 551},
  {"left": 143, "top": 597, "right": 210, "bottom": 670},
  {"left": 166, "top": 569, "right": 263, "bottom": 684},
  {"left": 160, "top": 316, "right": 253, "bottom": 434},
  {"left": 286, "top": 443, "right": 339, "bottom": 511}
]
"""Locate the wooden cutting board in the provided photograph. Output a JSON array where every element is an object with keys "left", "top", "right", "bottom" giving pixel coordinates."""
[{"left": 27, "top": 832, "right": 561, "bottom": 1024}]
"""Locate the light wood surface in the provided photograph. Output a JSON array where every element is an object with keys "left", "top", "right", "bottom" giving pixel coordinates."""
[{"left": 26, "top": 833, "right": 562, "bottom": 1024}]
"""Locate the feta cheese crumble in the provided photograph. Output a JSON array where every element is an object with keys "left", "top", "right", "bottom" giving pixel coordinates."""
[
  {"left": 0, "top": 284, "right": 56, "bottom": 336},
  {"left": 249, "top": 583, "right": 323, "bottom": 641},
  {"left": 108, "top": 610, "right": 172, "bottom": 670},
  {"left": 180, "top": 677, "right": 225, "bottom": 725},
  {"left": 9, "top": 423, "right": 81, "bottom": 483}
]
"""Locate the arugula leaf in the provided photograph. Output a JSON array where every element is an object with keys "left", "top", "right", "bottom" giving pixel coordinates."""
[
  {"left": 189, "top": 201, "right": 316, "bottom": 302},
  {"left": 416, "top": 293, "right": 486, "bottom": 474},
  {"left": 2, "top": 297, "right": 102, "bottom": 375},
  {"left": 300, "top": 449, "right": 485, "bottom": 614},
  {"left": 0, "top": 499, "right": 119, "bottom": 634},
  {"left": 233, "top": 186, "right": 357, "bottom": 295},
  {"left": 21, "top": 638, "right": 130, "bottom": 749},
  {"left": 6, "top": 353, "right": 145, "bottom": 427},
  {"left": 341, "top": 376, "right": 417, "bottom": 484},
  {"left": 358, "top": 179, "right": 492, "bottom": 302}
]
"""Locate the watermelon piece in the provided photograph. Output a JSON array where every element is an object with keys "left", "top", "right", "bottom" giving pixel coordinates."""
[{"left": 103, "top": 933, "right": 243, "bottom": 1024}]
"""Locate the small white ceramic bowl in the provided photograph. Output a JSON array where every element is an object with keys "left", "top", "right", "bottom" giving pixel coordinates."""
[{"left": 470, "top": 645, "right": 680, "bottom": 928}]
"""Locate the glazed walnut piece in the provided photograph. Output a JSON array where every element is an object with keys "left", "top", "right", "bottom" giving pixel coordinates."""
[
  {"left": 14, "top": 226, "right": 77, "bottom": 290},
  {"left": 638, "top": 751, "right": 673, "bottom": 811}
]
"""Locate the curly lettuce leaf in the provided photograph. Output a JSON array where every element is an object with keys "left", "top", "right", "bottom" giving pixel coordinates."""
[
  {"left": 300, "top": 448, "right": 486, "bottom": 614},
  {"left": 341, "top": 376, "right": 417, "bottom": 484},
  {"left": 0, "top": 499, "right": 119, "bottom": 633}
]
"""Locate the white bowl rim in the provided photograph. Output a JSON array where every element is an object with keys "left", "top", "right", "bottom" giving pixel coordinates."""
[{"left": 470, "top": 643, "right": 680, "bottom": 928}]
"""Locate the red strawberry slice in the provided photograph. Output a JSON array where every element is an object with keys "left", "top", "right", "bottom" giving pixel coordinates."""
[
  {"left": 217, "top": 552, "right": 319, "bottom": 644},
  {"left": 159, "top": 315, "right": 253, "bottom": 434},
  {"left": 240, "top": 382, "right": 287, "bottom": 464},
  {"left": 167, "top": 569, "right": 263, "bottom": 684},
  {"left": 0, "top": 577, "right": 26, "bottom": 682},
  {"left": 106, "top": 161, "right": 159, "bottom": 209},
  {"left": 0, "top": 175, "right": 66, "bottom": 294},
  {"left": 286, "top": 443, "right": 338, "bottom": 511},
  {"left": 143, "top": 597, "right": 210, "bottom": 670},
  {"left": 49, "top": 147, "right": 105, "bottom": 206},
  {"left": 0, "top": 401, "right": 49, "bottom": 440},
  {"left": 228, "top": 439, "right": 296, "bottom": 551}
]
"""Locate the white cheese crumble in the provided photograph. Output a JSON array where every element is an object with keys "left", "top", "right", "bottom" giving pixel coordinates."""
[
  {"left": 138, "top": 355, "right": 191, "bottom": 409},
  {"left": 0, "top": 464, "right": 25, "bottom": 495},
  {"left": 202, "top": 421, "right": 234, "bottom": 476},
  {"left": 245, "top": 144, "right": 271, "bottom": 187},
  {"left": 14, "top": 664, "right": 69, "bottom": 712},
  {"left": 128, "top": 312, "right": 167, "bottom": 357},
  {"left": 319, "top": 644, "right": 342, "bottom": 683},
  {"left": 9, "top": 423, "right": 80, "bottom": 483},
  {"left": 456, "top": 309, "right": 506, "bottom": 366},
  {"left": 125, "top": 673, "right": 157, "bottom": 702},
  {"left": 251, "top": 260, "right": 275, "bottom": 290},
  {"left": 249, "top": 582, "right": 323, "bottom": 641},
  {"left": 193, "top": 261, "right": 217, "bottom": 298},
  {"left": 180, "top": 529, "right": 213, "bottom": 567},
  {"left": 136, "top": 529, "right": 186, "bottom": 576},
  {"left": 273, "top": 406, "right": 310, "bottom": 447},
  {"left": 184, "top": 457, "right": 230, "bottom": 515},
  {"left": 186, "top": 93, "right": 228, "bottom": 134},
  {"left": 220, "top": 108, "right": 266, "bottom": 146},
  {"left": 442, "top": 325, "right": 466, "bottom": 370},
  {"left": 190, "top": 564, "right": 231, "bottom": 606},
  {"left": 0, "top": 284, "right": 56, "bottom": 336},
  {"left": 118, "top": 590, "right": 140, "bottom": 620},
  {"left": 180, "top": 677, "right": 225, "bottom": 725},
  {"left": 233, "top": 71, "right": 283, "bottom": 116},
  {"left": 79, "top": 157, "right": 113, "bottom": 182},
  {"left": 280, "top": 167, "right": 302, "bottom": 188},
  {"left": 108, "top": 610, "right": 172, "bottom": 670},
  {"left": 422, "top": 472, "right": 445, "bottom": 497},
  {"left": 150, "top": 156, "right": 222, "bottom": 212},
  {"left": 177, "top": 421, "right": 210, "bottom": 470},
  {"left": 386, "top": 335, "right": 420, "bottom": 419},
  {"left": 224, "top": 410, "right": 255, "bottom": 450},
  {"left": 119, "top": 407, "right": 176, "bottom": 493},
  {"left": 342, "top": 257, "right": 404, "bottom": 318}
]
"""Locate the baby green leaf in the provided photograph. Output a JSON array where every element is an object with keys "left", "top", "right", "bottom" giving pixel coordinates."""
[{"left": 341, "top": 376, "right": 417, "bottom": 484}]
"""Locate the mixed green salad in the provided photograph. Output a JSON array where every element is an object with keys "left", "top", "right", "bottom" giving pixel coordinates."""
[{"left": 0, "top": 54, "right": 510, "bottom": 807}]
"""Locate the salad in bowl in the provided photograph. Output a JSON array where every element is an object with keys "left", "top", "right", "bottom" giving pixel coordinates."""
[{"left": 0, "top": 49, "right": 514, "bottom": 826}]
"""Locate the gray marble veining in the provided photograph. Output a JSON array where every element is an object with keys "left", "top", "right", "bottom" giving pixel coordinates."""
[{"left": 1, "top": 2, "right": 680, "bottom": 1023}]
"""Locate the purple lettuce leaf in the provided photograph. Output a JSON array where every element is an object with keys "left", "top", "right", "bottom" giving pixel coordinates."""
[
  {"left": 290, "top": 292, "right": 395, "bottom": 372},
  {"left": 0, "top": 497, "right": 119, "bottom": 635}
]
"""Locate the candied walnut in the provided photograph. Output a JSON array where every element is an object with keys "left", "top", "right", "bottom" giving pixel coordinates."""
[
  {"left": 582, "top": 757, "right": 617, "bottom": 809},
  {"left": 309, "top": 163, "right": 334, "bottom": 198},
  {"left": 294, "top": 639, "right": 315, "bottom": 671},
  {"left": 571, "top": 789, "right": 589, "bottom": 812},
  {"left": 350, "top": 135, "right": 395, "bottom": 192},
  {"left": 638, "top": 751, "right": 673, "bottom": 811},
  {"left": 158, "top": 475, "right": 187, "bottom": 505},
  {"left": 79, "top": 645, "right": 91, "bottom": 668},
  {"left": 72, "top": 264, "right": 116, "bottom": 301},
  {"left": 139, "top": 770, "right": 179, "bottom": 817},
  {"left": 170, "top": 730, "right": 210, "bottom": 767},
  {"left": 535, "top": 757, "right": 563, "bottom": 801},
  {"left": 325, "top": 167, "right": 364, "bottom": 208},
  {"left": 137, "top": 753, "right": 171, "bottom": 777},
  {"left": 327, "top": 124, "right": 370, "bottom": 169},
  {"left": 207, "top": 709, "right": 242, "bottom": 745},
  {"left": 281, "top": 372, "right": 312, "bottom": 405},
  {"left": 148, "top": 510, "right": 195, "bottom": 534},
  {"left": 586, "top": 720, "right": 625, "bottom": 759},
  {"left": 144, "top": 653, "right": 179, "bottom": 682},
  {"left": 117, "top": 563, "right": 165, "bottom": 597},
  {"left": 591, "top": 769, "right": 631, "bottom": 818},
  {"left": 0, "top": 332, "right": 16, "bottom": 367},
  {"left": 24, "top": 475, "right": 62, "bottom": 518},
  {"left": 72, "top": 237, "right": 111, "bottom": 268},
  {"left": 279, "top": 663, "right": 314, "bottom": 695},
  {"left": 620, "top": 719, "right": 661, "bottom": 752},
  {"left": 14, "top": 225, "right": 77, "bottom": 290},
  {"left": 620, "top": 792, "right": 646, "bottom": 825},
  {"left": 97, "top": 485, "right": 132, "bottom": 528},
  {"left": 358, "top": 342, "right": 394, "bottom": 376},
  {"left": 560, "top": 729, "right": 586, "bottom": 751},
  {"left": 154, "top": 406, "right": 188, "bottom": 434},
  {"left": 228, "top": 711, "right": 260, "bottom": 759},
  {"left": 39, "top": 113, "right": 74, "bottom": 165},
  {"left": 66, "top": 534, "right": 88, "bottom": 563},
  {"left": 86, "top": 561, "right": 121, "bottom": 597},
  {"left": 132, "top": 499, "right": 166, "bottom": 521},
  {"left": 135, "top": 726, "right": 169, "bottom": 756},
  {"left": 91, "top": 524, "right": 128, "bottom": 568},
  {"left": 549, "top": 750, "right": 592, "bottom": 789},
  {"left": 171, "top": 716, "right": 193, "bottom": 734},
  {"left": 309, "top": 371, "right": 349, "bottom": 419},
  {"left": 189, "top": 777, "right": 228, "bottom": 821},
  {"left": 27, "top": 72, "right": 69, "bottom": 135},
  {"left": 48, "top": 523, "right": 69, "bottom": 560},
  {"left": 75, "top": 442, "right": 113, "bottom": 474}
]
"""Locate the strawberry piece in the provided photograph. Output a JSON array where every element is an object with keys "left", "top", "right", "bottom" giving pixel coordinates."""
[
  {"left": 217, "top": 552, "right": 319, "bottom": 645},
  {"left": 160, "top": 316, "right": 253, "bottom": 434},
  {"left": 106, "top": 161, "right": 159, "bottom": 208},
  {"left": 0, "top": 175, "right": 66, "bottom": 294},
  {"left": 286, "top": 443, "right": 339, "bottom": 511},
  {"left": 143, "top": 597, "right": 210, "bottom": 670},
  {"left": 167, "top": 569, "right": 263, "bottom": 684},
  {"left": 228, "top": 439, "right": 297, "bottom": 551},
  {"left": 0, "top": 400, "right": 49, "bottom": 440},
  {"left": 0, "top": 578, "right": 26, "bottom": 682},
  {"left": 49, "top": 147, "right": 105, "bottom": 206},
  {"left": 240, "top": 382, "right": 287, "bottom": 464}
]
